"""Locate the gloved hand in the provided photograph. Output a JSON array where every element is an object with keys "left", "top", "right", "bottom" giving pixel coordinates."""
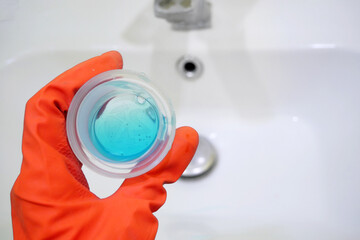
[{"left": 11, "top": 51, "right": 199, "bottom": 240}]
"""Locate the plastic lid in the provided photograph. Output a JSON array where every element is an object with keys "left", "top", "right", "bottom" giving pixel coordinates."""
[{"left": 66, "top": 69, "right": 176, "bottom": 178}]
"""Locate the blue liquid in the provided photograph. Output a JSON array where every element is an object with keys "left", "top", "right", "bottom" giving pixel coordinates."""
[{"left": 89, "top": 94, "right": 159, "bottom": 162}]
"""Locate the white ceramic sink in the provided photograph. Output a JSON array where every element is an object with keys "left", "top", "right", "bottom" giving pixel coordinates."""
[{"left": 1, "top": 0, "right": 360, "bottom": 239}]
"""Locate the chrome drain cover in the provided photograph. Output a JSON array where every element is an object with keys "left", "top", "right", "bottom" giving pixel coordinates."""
[{"left": 182, "top": 136, "right": 217, "bottom": 178}]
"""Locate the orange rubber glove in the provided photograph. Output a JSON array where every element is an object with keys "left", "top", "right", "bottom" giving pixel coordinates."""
[{"left": 10, "top": 51, "right": 199, "bottom": 240}]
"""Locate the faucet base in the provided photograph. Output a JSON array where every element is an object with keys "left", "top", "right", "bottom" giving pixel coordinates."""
[{"left": 154, "top": 0, "right": 211, "bottom": 31}]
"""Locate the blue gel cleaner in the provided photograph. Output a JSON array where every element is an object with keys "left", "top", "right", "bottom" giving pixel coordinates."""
[
  {"left": 67, "top": 69, "right": 175, "bottom": 178},
  {"left": 89, "top": 94, "right": 159, "bottom": 162}
]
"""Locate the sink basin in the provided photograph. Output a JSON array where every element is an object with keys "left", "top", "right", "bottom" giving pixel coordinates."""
[{"left": 1, "top": 0, "right": 360, "bottom": 239}]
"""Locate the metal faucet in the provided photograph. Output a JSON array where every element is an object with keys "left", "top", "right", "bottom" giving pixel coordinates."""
[{"left": 154, "top": 0, "right": 211, "bottom": 30}]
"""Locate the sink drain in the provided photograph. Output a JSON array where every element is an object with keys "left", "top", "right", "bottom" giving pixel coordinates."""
[
  {"left": 176, "top": 55, "right": 203, "bottom": 80},
  {"left": 182, "top": 136, "right": 217, "bottom": 178}
]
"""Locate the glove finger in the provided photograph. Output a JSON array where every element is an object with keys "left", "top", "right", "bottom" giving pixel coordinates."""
[
  {"left": 16, "top": 51, "right": 123, "bottom": 200},
  {"left": 111, "top": 126, "right": 199, "bottom": 211}
]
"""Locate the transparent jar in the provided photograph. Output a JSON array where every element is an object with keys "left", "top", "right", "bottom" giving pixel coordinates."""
[{"left": 66, "top": 70, "right": 176, "bottom": 178}]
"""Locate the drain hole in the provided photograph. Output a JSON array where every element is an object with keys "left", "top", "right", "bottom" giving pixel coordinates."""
[
  {"left": 184, "top": 61, "right": 196, "bottom": 72},
  {"left": 177, "top": 55, "right": 203, "bottom": 80}
]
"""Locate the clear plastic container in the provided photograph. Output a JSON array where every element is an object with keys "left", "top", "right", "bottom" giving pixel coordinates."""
[{"left": 66, "top": 69, "right": 176, "bottom": 178}]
